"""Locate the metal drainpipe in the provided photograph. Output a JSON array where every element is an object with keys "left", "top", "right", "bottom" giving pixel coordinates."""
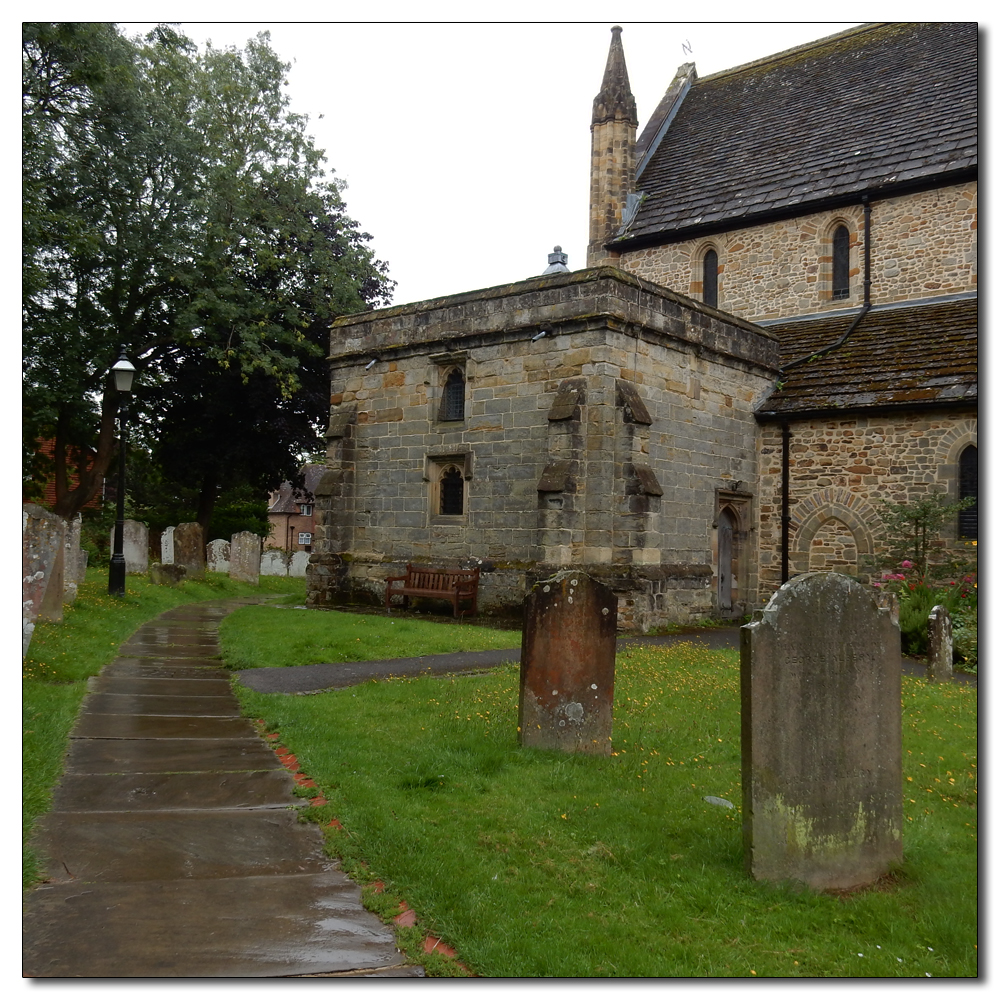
[{"left": 781, "top": 422, "right": 790, "bottom": 584}]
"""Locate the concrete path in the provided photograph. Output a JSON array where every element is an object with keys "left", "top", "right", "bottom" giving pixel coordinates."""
[{"left": 22, "top": 599, "right": 421, "bottom": 978}]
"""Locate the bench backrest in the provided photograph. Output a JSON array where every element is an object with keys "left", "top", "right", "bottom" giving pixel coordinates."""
[{"left": 405, "top": 564, "right": 479, "bottom": 592}]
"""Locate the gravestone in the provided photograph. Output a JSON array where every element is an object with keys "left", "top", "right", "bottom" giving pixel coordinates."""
[
  {"left": 260, "top": 550, "right": 290, "bottom": 576},
  {"left": 23, "top": 505, "right": 66, "bottom": 654},
  {"left": 927, "top": 605, "right": 954, "bottom": 683},
  {"left": 172, "top": 522, "right": 205, "bottom": 581},
  {"left": 518, "top": 571, "right": 617, "bottom": 755},
  {"left": 741, "top": 572, "right": 902, "bottom": 891},
  {"left": 289, "top": 550, "right": 310, "bottom": 578},
  {"left": 229, "top": 532, "right": 261, "bottom": 585},
  {"left": 111, "top": 520, "right": 149, "bottom": 574},
  {"left": 161, "top": 526, "right": 175, "bottom": 565},
  {"left": 63, "top": 514, "right": 87, "bottom": 603},
  {"left": 207, "top": 539, "right": 230, "bottom": 574}
]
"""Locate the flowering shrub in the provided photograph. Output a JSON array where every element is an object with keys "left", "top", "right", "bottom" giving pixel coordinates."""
[{"left": 875, "top": 557, "right": 977, "bottom": 664}]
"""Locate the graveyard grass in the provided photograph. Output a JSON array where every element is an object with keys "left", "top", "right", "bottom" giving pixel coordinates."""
[
  {"left": 21, "top": 567, "right": 308, "bottom": 888},
  {"left": 232, "top": 629, "right": 978, "bottom": 978}
]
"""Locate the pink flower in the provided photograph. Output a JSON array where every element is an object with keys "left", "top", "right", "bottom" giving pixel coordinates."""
[{"left": 901, "top": 560, "right": 914, "bottom": 569}]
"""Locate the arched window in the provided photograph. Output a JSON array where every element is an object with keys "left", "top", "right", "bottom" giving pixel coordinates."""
[
  {"left": 439, "top": 368, "right": 465, "bottom": 421},
  {"left": 832, "top": 225, "right": 850, "bottom": 300},
  {"left": 959, "top": 445, "right": 978, "bottom": 539},
  {"left": 439, "top": 465, "right": 465, "bottom": 515},
  {"left": 702, "top": 248, "right": 719, "bottom": 308}
]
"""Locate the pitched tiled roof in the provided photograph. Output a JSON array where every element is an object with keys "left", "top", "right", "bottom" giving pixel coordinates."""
[
  {"left": 756, "top": 296, "right": 978, "bottom": 417},
  {"left": 267, "top": 464, "right": 325, "bottom": 513},
  {"left": 617, "top": 22, "right": 978, "bottom": 247}
]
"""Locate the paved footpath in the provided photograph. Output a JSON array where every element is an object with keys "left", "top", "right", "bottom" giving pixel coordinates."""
[{"left": 22, "top": 599, "right": 422, "bottom": 978}]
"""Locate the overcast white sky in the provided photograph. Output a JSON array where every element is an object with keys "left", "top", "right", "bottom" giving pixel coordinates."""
[{"left": 119, "top": 18, "right": 872, "bottom": 307}]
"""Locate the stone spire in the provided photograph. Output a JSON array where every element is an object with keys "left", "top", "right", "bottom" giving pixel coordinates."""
[
  {"left": 592, "top": 25, "right": 638, "bottom": 127},
  {"left": 588, "top": 26, "right": 638, "bottom": 268}
]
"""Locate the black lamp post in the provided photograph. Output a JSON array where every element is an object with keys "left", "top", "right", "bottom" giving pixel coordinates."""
[{"left": 108, "top": 351, "right": 136, "bottom": 597}]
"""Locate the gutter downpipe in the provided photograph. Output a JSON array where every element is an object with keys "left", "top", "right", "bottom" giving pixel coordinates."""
[{"left": 778, "top": 195, "right": 873, "bottom": 584}]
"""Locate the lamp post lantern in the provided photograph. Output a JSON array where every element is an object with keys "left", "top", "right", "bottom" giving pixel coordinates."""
[{"left": 108, "top": 351, "right": 136, "bottom": 597}]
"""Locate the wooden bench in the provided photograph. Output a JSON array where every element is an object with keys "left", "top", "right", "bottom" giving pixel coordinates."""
[{"left": 385, "top": 564, "right": 480, "bottom": 618}]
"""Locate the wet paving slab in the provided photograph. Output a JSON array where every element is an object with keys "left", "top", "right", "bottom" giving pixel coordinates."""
[{"left": 23, "top": 597, "right": 417, "bottom": 978}]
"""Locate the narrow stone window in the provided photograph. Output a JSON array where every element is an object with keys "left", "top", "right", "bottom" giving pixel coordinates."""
[
  {"left": 439, "top": 368, "right": 465, "bottom": 422},
  {"left": 832, "top": 225, "right": 850, "bottom": 300},
  {"left": 958, "top": 445, "right": 978, "bottom": 539},
  {"left": 702, "top": 248, "right": 719, "bottom": 308},
  {"left": 439, "top": 465, "right": 465, "bottom": 516}
]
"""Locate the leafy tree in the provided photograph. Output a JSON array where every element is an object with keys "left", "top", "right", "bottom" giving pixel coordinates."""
[
  {"left": 23, "top": 23, "right": 393, "bottom": 524},
  {"left": 875, "top": 493, "right": 976, "bottom": 579}
]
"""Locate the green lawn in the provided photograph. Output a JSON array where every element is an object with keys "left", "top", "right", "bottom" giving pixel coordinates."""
[{"left": 234, "top": 638, "right": 978, "bottom": 978}]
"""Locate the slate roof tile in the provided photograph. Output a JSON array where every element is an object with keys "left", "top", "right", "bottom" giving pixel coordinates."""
[
  {"left": 757, "top": 297, "right": 977, "bottom": 416},
  {"left": 620, "top": 22, "right": 978, "bottom": 245}
]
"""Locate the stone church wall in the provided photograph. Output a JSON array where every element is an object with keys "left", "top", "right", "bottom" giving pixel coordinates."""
[
  {"left": 756, "top": 410, "right": 978, "bottom": 596},
  {"left": 309, "top": 267, "right": 780, "bottom": 630},
  {"left": 618, "top": 181, "right": 978, "bottom": 322}
]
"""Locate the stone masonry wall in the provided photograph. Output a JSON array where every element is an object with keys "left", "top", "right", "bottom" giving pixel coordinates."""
[
  {"left": 756, "top": 410, "right": 978, "bottom": 596},
  {"left": 618, "top": 182, "right": 978, "bottom": 322},
  {"left": 310, "top": 268, "right": 780, "bottom": 629}
]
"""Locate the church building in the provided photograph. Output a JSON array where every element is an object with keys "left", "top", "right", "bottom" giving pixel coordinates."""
[{"left": 307, "top": 22, "right": 978, "bottom": 629}]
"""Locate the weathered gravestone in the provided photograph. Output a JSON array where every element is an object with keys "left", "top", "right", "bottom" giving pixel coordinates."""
[
  {"left": 927, "top": 605, "right": 954, "bottom": 683},
  {"left": 172, "top": 522, "right": 206, "bottom": 581},
  {"left": 161, "top": 526, "right": 175, "bottom": 565},
  {"left": 150, "top": 563, "right": 187, "bottom": 587},
  {"left": 518, "top": 571, "right": 617, "bottom": 755},
  {"left": 229, "top": 532, "right": 261, "bottom": 585},
  {"left": 260, "top": 549, "right": 290, "bottom": 576},
  {"left": 110, "top": 520, "right": 149, "bottom": 574},
  {"left": 63, "top": 514, "right": 87, "bottom": 603},
  {"left": 740, "top": 572, "right": 902, "bottom": 891},
  {"left": 207, "top": 539, "right": 230, "bottom": 574},
  {"left": 23, "top": 504, "right": 66, "bottom": 654},
  {"left": 289, "top": 550, "right": 310, "bottom": 578}
]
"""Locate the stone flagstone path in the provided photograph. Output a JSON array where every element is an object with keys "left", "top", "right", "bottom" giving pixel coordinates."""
[{"left": 22, "top": 599, "right": 422, "bottom": 978}]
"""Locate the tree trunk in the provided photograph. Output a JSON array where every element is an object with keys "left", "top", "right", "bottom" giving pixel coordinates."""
[
  {"left": 195, "top": 469, "right": 219, "bottom": 547},
  {"left": 51, "top": 390, "right": 119, "bottom": 520}
]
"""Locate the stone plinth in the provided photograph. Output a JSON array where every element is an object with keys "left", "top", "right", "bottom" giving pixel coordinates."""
[
  {"left": 173, "top": 523, "right": 205, "bottom": 581},
  {"left": 740, "top": 572, "right": 902, "bottom": 892},
  {"left": 229, "top": 533, "right": 261, "bottom": 585},
  {"left": 518, "top": 571, "right": 617, "bottom": 755},
  {"left": 151, "top": 563, "right": 187, "bottom": 587}
]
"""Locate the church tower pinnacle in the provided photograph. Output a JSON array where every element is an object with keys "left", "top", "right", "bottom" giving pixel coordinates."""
[{"left": 588, "top": 26, "right": 638, "bottom": 268}]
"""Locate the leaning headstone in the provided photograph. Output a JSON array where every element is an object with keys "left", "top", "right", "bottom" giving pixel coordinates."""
[
  {"left": 150, "top": 563, "right": 187, "bottom": 587},
  {"left": 289, "top": 550, "right": 310, "bottom": 578},
  {"left": 63, "top": 514, "right": 85, "bottom": 603},
  {"left": 207, "top": 539, "right": 231, "bottom": 574},
  {"left": 260, "top": 549, "right": 290, "bottom": 576},
  {"left": 927, "top": 605, "right": 954, "bottom": 683},
  {"left": 518, "top": 571, "right": 617, "bottom": 755},
  {"left": 741, "top": 572, "right": 902, "bottom": 892},
  {"left": 229, "top": 532, "right": 261, "bottom": 585},
  {"left": 172, "top": 522, "right": 205, "bottom": 581},
  {"left": 23, "top": 505, "right": 66, "bottom": 655},
  {"left": 161, "top": 526, "right": 175, "bottom": 565}
]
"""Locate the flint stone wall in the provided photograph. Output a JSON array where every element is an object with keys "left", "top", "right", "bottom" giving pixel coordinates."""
[
  {"left": 740, "top": 572, "right": 902, "bottom": 891},
  {"left": 23, "top": 504, "right": 66, "bottom": 654}
]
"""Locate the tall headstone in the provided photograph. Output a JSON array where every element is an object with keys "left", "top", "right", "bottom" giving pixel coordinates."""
[
  {"left": 229, "top": 532, "right": 261, "bottom": 585},
  {"left": 518, "top": 571, "right": 617, "bottom": 755},
  {"left": 927, "top": 605, "right": 954, "bottom": 683},
  {"left": 23, "top": 505, "right": 66, "bottom": 654},
  {"left": 161, "top": 526, "right": 175, "bottom": 565},
  {"left": 172, "top": 522, "right": 205, "bottom": 581},
  {"left": 63, "top": 514, "right": 86, "bottom": 603},
  {"left": 112, "top": 520, "right": 148, "bottom": 574},
  {"left": 289, "top": 550, "right": 310, "bottom": 578},
  {"left": 741, "top": 572, "right": 902, "bottom": 891},
  {"left": 207, "top": 539, "right": 231, "bottom": 574}
]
